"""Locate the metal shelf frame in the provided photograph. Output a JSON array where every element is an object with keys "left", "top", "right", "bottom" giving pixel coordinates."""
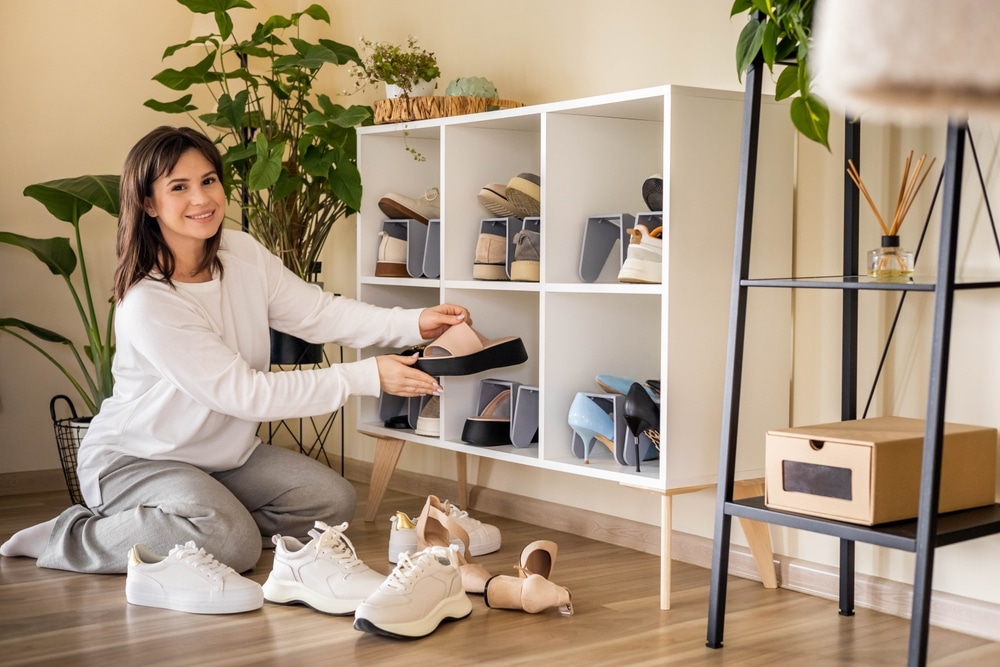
[{"left": 705, "top": 52, "right": 1000, "bottom": 667}]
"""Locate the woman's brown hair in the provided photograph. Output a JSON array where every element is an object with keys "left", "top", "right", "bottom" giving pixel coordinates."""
[{"left": 113, "top": 126, "right": 225, "bottom": 302}]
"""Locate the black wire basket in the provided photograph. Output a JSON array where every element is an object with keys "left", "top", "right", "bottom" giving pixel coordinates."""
[{"left": 49, "top": 395, "right": 90, "bottom": 506}]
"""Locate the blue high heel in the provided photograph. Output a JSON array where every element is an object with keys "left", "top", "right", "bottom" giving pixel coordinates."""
[
  {"left": 568, "top": 393, "right": 616, "bottom": 464},
  {"left": 595, "top": 374, "right": 656, "bottom": 398}
]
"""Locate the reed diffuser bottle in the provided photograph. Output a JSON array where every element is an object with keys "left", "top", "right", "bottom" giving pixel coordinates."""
[
  {"left": 848, "top": 150, "right": 935, "bottom": 283},
  {"left": 868, "top": 235, "right": 914, "bottom": 281}
]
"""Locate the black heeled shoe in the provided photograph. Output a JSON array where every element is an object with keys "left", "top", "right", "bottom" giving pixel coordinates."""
[{"left": 624, "top": 382, "right": 660, "bottom": 473}]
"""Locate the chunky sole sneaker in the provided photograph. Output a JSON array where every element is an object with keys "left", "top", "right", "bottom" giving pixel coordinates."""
[
  {"left": 618, "top": 224, "right": 663, "bottom": 284},
  {"left": 478, "top": 183, "right": 520, "bottom": 219},
  {"left": 413, "top": 396, "right": 441, "bottom": 437},
  {"left": 378, "top": 187, "right": 441, "bottom": 224},
  {"left": 506, "top": 173, "right": 541, "bottom": 219},
  {"left": 262, "top": 521, "right": 385, "bottom": 616},
  {"left": 374, "top": 231, "right": 409, "bottom": 277},
  {"left": 126, "top": 541, "right": 263, "bottom": 615},
  {"left": 642, "top": 174, "right": 663, "bottom": 212},
  {"left": 354, "top": 546, "right": 472, "bottom": 639}
]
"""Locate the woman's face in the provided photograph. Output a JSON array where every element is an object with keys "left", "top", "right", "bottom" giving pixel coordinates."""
[{"left": 144, "top": 148, "right": 225, "bottom": 252}]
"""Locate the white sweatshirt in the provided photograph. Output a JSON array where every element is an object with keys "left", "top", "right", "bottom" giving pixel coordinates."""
[{"left": 77, "top": 229, "right": 423, "bottom": 507}]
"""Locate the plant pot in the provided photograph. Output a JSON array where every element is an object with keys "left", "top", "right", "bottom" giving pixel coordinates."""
[
  {"left": 270, "top": 329, "right": 324, "bottom": 365},
  {"left": 385, "top": 79, "right": 437, "bottom": 99}
]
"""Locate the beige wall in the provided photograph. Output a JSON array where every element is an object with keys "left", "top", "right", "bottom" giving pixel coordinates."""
[{"left": 2, "top": 0, "right": 999, "bottom": 611}]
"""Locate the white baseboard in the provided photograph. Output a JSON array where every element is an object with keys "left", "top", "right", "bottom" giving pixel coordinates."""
[{"left": 348, "top": 459, "right": 1000, "bottom": 643}]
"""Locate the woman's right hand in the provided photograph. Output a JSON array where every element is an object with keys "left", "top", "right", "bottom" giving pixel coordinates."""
[{"left": 375, "top": 354, "right": 443, "bottom": 397}]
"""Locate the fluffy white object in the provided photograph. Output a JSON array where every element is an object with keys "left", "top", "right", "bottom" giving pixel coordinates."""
[{"left": 813, "top": 0, "right": 1000, "bottom": 119}]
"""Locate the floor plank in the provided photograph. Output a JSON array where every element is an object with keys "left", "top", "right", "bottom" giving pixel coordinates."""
[{"left": 2, "top": 486, "right": 999, "bottom": 666}]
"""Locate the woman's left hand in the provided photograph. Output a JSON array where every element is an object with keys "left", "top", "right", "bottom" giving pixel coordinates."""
[{"left": 419, "top": 303, "right": 472, "bottom": 340}]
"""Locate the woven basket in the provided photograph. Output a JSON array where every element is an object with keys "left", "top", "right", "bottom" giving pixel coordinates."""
[
  {"left": 373, "top": 96, "right": 524, "bottom": 125},
  {"left": 49, "top": 394, "right": 89, "bottom": 506}
]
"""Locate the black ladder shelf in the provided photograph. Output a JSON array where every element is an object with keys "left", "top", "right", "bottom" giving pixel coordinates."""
[{"left": 706, "top": 55, "right": 1000, "bottom": 667}]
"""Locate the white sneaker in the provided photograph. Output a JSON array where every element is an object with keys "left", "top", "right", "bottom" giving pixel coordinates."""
[
  {"left": 262, "top": 521, "right": 386, "bottom": 615},
  {"left": 387, "top": 501, "right": 502, "bottom": 563},
  {"left": 354, "top": 545, "right": 472, "bottom": 639},
  {"left": 125, "top": 541, "right": 263, "bottom": 615},
  {"left": 618, "top": 224, "right": 663, "bottom": 284}
]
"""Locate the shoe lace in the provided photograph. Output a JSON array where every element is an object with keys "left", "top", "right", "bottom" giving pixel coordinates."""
[
  {"left": 421, "top": 187, "right": 440, "bottom": 203},
  {"left": 445, "top": 502, "right": 482, "bottom": 530},
  {"left": 310, "top": 521, "right": 367, "bottom": 572},
  {"left": 169, "top": 541, "right": 232, "bottom": 580},
  {"left": 383, "top": 546, "right": 452, "bottom": 592}
]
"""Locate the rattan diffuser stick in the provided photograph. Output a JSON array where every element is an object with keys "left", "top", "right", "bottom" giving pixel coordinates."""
[
  {"left": 848, "top": 152, "right": 936, "bottom": 279},
  {"left": 847, "top": 152, "right": 936, "bottom": 238}
]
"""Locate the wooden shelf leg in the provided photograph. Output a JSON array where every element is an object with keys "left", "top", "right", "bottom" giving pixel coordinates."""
[
  {"left": 661, "top": 493, "right": 672, "bottom": 610},
  {"left": 363, "top": 437, "right": 406, "bottom": 522},
  {"left": 455, "top": 452, "right": 468, "bottom": 508},
  {"left": 734, "top": 479, "right": 777, "bottom": 589}
]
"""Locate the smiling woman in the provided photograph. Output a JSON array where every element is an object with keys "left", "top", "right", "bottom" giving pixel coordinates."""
[{"left": 142, "top": 150, "right": 227, "bottom": 283}]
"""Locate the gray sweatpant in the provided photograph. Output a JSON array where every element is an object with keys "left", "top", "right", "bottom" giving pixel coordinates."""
[{"left": 36, "top": 444, "right": 356, "bottom": 574}]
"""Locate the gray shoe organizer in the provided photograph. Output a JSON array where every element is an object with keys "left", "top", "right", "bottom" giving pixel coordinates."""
[
  {"left": 379, "top": 218, "right": 440, "bottom": 278},
  {"left": 378, "top": 392, "right": 435, "bottom": 430},
  {"left": 578, "top": 212, "right": 663, "bottom": 283},
  {"left": 578, "top": 213, "right": 634, "bottom": 282},
  {"left": 569, "top": 392, "right": 657, "bottom": 466},
  {"left": 472, "top": 378, "right": 539, "bottom": 448},
  {"left": 477, "top": 216, "right": 535, "bottom": 279}
]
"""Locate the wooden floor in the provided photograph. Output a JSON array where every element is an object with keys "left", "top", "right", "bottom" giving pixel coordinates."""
[{"left": 3, "top": 485, "right": 999, "bottom": 666}]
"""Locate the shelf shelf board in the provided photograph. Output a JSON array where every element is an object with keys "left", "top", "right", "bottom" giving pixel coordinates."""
[
  {"left": 742, "top": 275, "right": 1000, "bottom": 291},
  {"left": 725, "top": 496, "right": 1000, "bottom": 551},
  {"left": 359, "top": 276, "right": 441, "bottom": 288},
  {"left": 357, "top": 422, "right": 663, "bottom": 488}
]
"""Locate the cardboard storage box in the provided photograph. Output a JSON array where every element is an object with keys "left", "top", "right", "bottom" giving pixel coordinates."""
[{"left": 765, "top": 416, "right": 997, "bottom": 525}]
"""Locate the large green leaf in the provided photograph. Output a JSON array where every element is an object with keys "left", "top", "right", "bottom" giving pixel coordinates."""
[
  {"left": 0, "top": 318, "right": 73, "bottom": 345},
  {"left": 177, "top": 0, "right": 253, "bottom": 13},
  {"left": 790, "top": 94, "right": 830, "bottom": 149},
  {"left": 774, "top": 65, "right": 800, "bottom": 101},
  {"left": 327, "top": 158, "right": 362, "bottom": 212},
  {"left": 248, "top": 135, "right": 284, "bottom": 190},
  {"left": 294, "top": 4, "right": 330, "bottom": 24},
  {"left": 144, "top": 94, "right": 197, "bottom": 114},
  {"left": 152, "top": 50, "right": 219, "bottom": 91},
  {"left": 0, "top": 233, "right": 76, "bottom": 277},
  {"left": 735, "top": 17, "right": 765, "bottom": 79},
  {"left": 317, "top": 39, "right": 361, "bottom": 66},
  {"left": 23, "top": 175, "right": 120, "bottom": 223}
]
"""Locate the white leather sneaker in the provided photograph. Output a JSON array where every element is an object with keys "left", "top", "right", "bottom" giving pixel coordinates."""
[
  {"left": 387, "top": 500, "right": 501, "bottom": 563},
  {"left": 262, "top": 521, "right": 385, "bottom": 615},
  {"left": 617, "top": 224, "right": 663, "bottom": 284},
  {"left": 125, "top": 541, "right": 263, "bottom": 615},
  {"left": 354, "top": 545, "right": 472, "bottom": 639}
]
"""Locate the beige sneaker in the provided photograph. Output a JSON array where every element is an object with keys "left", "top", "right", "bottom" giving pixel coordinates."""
[
  {"left": 374, "top": 231, "right": 409, "bottom": 277},
  {"left": 472, "top": 230, "right": 508, "bottom": 280},
  {"left": 505, "top": 173, "right": 540, "bottom": 219},
  {"left": 378, "top": 187, "right": 441, "bottom": 224}
]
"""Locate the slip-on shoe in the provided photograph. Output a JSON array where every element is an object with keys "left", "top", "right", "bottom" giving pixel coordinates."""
[
  {"left": 414, "top": 322, "right": 528, "bottom": 376},
  {"left": 462, "top": 390, "right": 513, "bottom": 446}
]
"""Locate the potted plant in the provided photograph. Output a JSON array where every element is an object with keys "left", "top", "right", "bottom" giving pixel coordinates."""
[
  {"left": 731, "top": 0, "right": 829, "bottom": 149},
  {"left": 0, "top": 175, "right": 120, "bottom": 417},
  {"left": 350, "top": 35, "right": 441, "bottom": 98},
  {"left": 145, "top": 0, "right": 372, "bottom": 363},
  {"left": 1, "top": 175, "right": 120, "bottom": 503}
]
